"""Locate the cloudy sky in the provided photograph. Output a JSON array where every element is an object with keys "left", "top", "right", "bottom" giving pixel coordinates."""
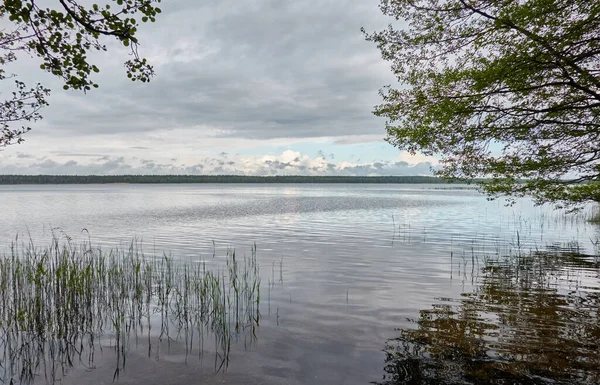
[{"left": 1, "top": 0, "right": 439, "bottom": 176}]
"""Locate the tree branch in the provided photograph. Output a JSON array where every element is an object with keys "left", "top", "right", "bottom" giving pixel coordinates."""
[{"left": 58, "top": 0, "right": 132, "bottom": 39}]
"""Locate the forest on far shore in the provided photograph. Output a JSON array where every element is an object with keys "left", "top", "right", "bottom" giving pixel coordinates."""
[{"left": 0, "top": 175, "right": 459, "bottom": 185}]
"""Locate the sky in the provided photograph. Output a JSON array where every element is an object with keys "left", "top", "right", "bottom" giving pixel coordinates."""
[{"left": 0, "top": 0, "right": 439, "bottom": 176}]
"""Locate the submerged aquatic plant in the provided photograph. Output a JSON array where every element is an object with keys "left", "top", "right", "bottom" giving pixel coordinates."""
[{"left": 0, "top": 236, "right": 261, "bottom": 384}]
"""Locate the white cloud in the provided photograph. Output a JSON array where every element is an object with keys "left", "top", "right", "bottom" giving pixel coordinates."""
[
  {"left": 0, "top": 151, "right": 435, "bottom": 177},
  {"left": 396, "top": 151, "right": 440, "bottom": 166}
]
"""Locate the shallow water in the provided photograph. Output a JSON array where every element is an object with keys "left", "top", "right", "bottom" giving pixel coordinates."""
[{"left": 0, "top": 184, "right": 599, "bottom": 384}]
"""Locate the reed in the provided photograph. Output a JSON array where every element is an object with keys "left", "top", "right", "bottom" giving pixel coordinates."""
[{"left": 0, "top": 236, "right": 261, "bottom": 384}]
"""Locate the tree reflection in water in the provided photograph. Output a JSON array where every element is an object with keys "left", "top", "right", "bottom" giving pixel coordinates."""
[{"left": 375, "top": 250, "right": 600, "bottom": 385}]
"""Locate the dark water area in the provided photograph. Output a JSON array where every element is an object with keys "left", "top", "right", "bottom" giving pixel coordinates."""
[{"left": 0, "top": 184, "right": 598, "bottom": 384}]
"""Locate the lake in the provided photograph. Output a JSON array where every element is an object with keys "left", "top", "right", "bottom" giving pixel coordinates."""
[{"left": 0, "top": 184, "right": 599, "bottom": 384}]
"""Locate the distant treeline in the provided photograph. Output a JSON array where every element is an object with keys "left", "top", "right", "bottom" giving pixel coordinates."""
[{"left": 0, "top": 175, "right": 460, "bottom": 185}]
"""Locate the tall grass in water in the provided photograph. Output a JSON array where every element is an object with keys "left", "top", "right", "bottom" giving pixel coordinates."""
[{"left": 0, "top": 237, "right": 260, "bottom": 384}]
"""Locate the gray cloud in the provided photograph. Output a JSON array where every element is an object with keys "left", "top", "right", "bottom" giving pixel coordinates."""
[
  {"left": 0, "top": 0, "right": 419, "bottom": 175},
  {"left": 333, "top": 135, "right": 384, "bottom": 145},
  {"left": 18, "top": 0, "right": 394, "bottom": 144}
]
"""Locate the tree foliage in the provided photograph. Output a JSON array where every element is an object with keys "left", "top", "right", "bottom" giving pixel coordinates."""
[
  {"left": 0, "top": 0, "right": 162, "bottom": 146},
  {"left": 364, "top": 0, "right": 600, "bottom": 208}
]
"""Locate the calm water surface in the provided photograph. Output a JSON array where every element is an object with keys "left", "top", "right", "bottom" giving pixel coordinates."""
[{"left": 0, "top": 184, "right": 599, "bottom": 384}]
